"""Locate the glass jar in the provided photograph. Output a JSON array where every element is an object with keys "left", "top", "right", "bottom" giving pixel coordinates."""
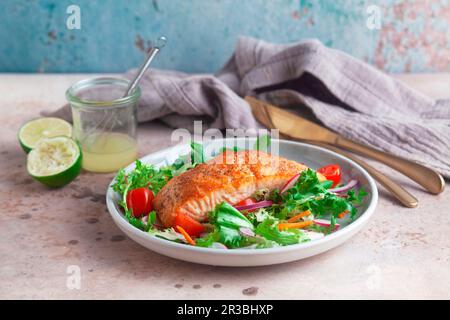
[{"left": 66, "top": 77, "right": 140, "bottom": 173}]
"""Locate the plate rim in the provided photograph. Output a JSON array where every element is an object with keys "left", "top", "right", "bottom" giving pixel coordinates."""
[{"left": 106, "top": 138, "right": 378, "bottom": 256}]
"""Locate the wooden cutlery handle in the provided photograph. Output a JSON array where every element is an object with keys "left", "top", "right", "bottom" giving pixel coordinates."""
[
  {"left": 336, "top": 136, "right": 445, "bottom": 195},
  {"left": 312, "top": 142, "right": 418, "bottom": 208}
]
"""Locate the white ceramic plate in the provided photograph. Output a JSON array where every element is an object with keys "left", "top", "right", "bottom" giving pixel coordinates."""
[{"left": 106, "top": 138, "right": 378, "bottom": 267}]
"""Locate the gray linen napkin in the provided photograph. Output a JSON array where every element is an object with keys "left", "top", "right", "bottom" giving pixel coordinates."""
[{"left": 50, "top": 36, "right": 450, "bottom": 178}]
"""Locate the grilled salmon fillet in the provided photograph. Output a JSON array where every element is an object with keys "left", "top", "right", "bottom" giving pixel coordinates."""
[{"left": 154, "top": 150, "right": 322, "bottom": 227}]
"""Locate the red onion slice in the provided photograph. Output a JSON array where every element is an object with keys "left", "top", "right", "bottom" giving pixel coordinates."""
[
  {"left": 234, "top": 200, "right": 273, "bottom": 211},
  {"left": 211, "top": 242, "right": 228, "bottom": 249},
  {"left": 329, "top": 179, "right": 358, "bottom": 193},
  {"left": 239, "top": 227, "right": 255, "bottom": 237},
  {"left": 280, "top": 173, "right": 300, "bottom": 194},
  {"left": 313, "top": 219, "right": 340, "bottom": 230}
]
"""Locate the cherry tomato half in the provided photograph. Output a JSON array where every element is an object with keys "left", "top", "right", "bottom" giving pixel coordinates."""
[
  {"left": 126, "top": 187, "right": 154, "bottom": 217},
  {"left": 317, "top": 164, "right": 341, "bottom": 188},
  {"left": 174, "top": 213, "right": 205, "bottom": 237},
  {"left": 236, "top": 198, "right": 257, "bottom": 207},
  {"left": 235, "top": 198, "right": 258, "bottom": 212}
]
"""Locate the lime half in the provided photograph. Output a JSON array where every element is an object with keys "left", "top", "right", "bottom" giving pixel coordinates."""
[
  {"left": 19, "top": 117, "right": 72, "bottom": 153},
  {"left": 27, "top": 137, "right": 82, "bottom": 188}
]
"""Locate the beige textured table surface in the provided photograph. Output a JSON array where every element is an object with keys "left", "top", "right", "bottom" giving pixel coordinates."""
[{"left": 0, "top": 73, "right": 449, "bottom": 300}]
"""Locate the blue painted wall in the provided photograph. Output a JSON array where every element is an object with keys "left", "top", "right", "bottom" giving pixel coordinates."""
[{"left": 1, "top": 0, "right": 449, "bottom": 73}]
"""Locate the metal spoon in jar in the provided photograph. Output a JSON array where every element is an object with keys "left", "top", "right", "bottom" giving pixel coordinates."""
[
  {"left": 99, "top": 36, "right": 167, "bottom": 134},
  {"left": 124, "top": 36, "right": 167, "bottom": 97}
]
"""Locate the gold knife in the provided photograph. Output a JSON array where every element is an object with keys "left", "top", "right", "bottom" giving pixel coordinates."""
[{"left": 246, "top": 96, "right": 444, "bottom": 195}]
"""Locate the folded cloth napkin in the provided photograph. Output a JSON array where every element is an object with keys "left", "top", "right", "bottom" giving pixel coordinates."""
[{"left": 50, "top": 36, "right": 450, "bottom": 178}]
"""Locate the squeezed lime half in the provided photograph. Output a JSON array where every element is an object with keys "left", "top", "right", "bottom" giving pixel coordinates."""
[{"left": 27, "top": 137, "right": 82, "bottom": 188}]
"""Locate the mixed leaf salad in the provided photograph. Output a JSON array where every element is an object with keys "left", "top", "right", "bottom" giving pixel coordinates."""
[{"left": 112, "top": 137, "right": 367, "bottom": 249}]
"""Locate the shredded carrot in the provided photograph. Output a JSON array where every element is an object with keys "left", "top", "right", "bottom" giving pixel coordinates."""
[
  {"left": 287, "top": 210, "right": 312, "bottom": 223},
  {"left": 176, "top": 225, "right": 196, "bottom": 246},
  {"left": 278, "top": 220, "right": 313, "bottom": 230},
  {"left": 338, "top": 210, "right": 349, "bottom": 219}
]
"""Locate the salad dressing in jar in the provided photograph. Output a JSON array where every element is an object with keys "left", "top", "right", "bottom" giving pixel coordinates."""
[
  {"left": 80, "top": 131, "right": 138, "bottom": 173},
  {"left": 66, "top": 77, "right": 140, "bottom": 173}
]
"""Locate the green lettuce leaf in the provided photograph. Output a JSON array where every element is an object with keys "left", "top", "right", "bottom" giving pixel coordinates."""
[{"left": 255, "top": 219, "right": 300, "bottom": 246}]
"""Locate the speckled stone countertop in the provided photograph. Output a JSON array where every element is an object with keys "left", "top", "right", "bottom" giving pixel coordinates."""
[{"left": 1, "top": 74, "right": 449, "bottom": 299}]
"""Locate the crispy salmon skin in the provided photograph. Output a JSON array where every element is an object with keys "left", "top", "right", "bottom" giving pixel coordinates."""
[{"left": 154, "top": 150, "right": 321, "bottom": 227}]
